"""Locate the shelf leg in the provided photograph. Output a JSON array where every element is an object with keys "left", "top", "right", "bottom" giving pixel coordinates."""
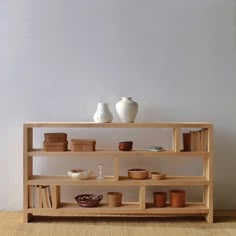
[
  {"left": 23, "top": 213, "right": 33, "bottom": 223},
  {"left": 204, "top": 185, "right": 213, "bottom": 223},
  {"left": 172, "top": 128, "right": 181, "bottom": 152},
  {"left": 52, "top": 185, "right": 60, "bottom": 209},
  {"left": 139, "top": 186, "right": 146, "bottom": 209},
  {"left": 204, "top": 126, "right": 213, "bottom": 223},
  {"left": 114, "top": 156, "right": 119, "bottom": 181},
  {"left": 23, "top": 127, "right": 33, "bottom": 223}
]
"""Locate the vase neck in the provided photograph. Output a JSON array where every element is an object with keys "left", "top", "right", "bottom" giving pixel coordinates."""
[
  {"left": 97, "top": 103, "right": 109, "bottom": 109},
  {"left": 121, "top": 97, "right": 132, "bottom": 100}
]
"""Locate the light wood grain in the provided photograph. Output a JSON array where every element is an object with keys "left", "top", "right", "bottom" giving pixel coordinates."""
[
  {"left": 52, "top": 186, "right": 60, "bottom": 209},
  {"left": 27, "top": 176, "right": 209, "bottom": 186},
  {"left": 23, "top": 122, "right": 213, "bottom": 223},
  {"left": 139, "top": 186, "right": 146, "bottom": 209},
  {"left": 114, "top": 156, "right": 119, "bottom": 181},
  {"left": 28, "top": 149, "right": 210, "bottom": 157},
  {"left": 24, "top": 122, "right": 213, "bottom": 128},
  {"left": 172, "top": 128, "right": 181, "bottom": 152},
  {"left": 27, "top": 202, "right": 208, "bottom": 215},
  {"left": 23, "top": 127, "right": 33, "bottom": 223}
]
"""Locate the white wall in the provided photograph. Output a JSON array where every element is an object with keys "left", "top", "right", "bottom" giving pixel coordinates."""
[{"left": 0, "top": 0, "right": 236, "bottom": 210}]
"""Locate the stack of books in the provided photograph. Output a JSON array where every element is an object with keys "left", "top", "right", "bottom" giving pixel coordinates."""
[
  {"left": 182, "top": 128, "right": 208, "bottom": 152},
  {"left": 30, "top": 185, "right": 52, "bottom": 208}
]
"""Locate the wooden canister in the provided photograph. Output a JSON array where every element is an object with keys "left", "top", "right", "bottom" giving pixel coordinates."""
[
  {"left": 153, "top": 192, "right": 167, "bottom": 208},
  {"left": 170, "top": 190, "right": 186, "bottom": 207},
  {"left": 107, "top": 192, "right": 122, "bottom": 207}
]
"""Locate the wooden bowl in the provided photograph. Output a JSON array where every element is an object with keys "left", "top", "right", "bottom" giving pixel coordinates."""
[
  {"left": 119, "top": 141, "right": 133, "bottom": 151},
  {"left": 150, "top": 172, "right": 166, "bottom": 180},
  {"left": 75, "top": 194, "right": 103, "bottom": 207},
  {"left": 128, "top": 168, "right": 149, "bottom": 180}
]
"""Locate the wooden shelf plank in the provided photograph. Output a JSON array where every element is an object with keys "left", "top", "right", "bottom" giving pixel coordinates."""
[
  {"left": 27, "top": 202, "right": 208, "bottom": 215},
  {"left": 28, "top": 149, "right": 209, "bottom": 158},
  {"left": 27, "top": 175, "right": 209, "bottom": 186},
  {"left": 24, "top": 122, "right": 213, "bottom": 129}
]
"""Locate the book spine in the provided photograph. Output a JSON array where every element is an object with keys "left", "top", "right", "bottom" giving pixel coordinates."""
[
  {"left": 183, "top": 133, "right": 191, "bottom": 151},
  {"left": 42, "top": 186, "right": 49, "bottom": 208}
]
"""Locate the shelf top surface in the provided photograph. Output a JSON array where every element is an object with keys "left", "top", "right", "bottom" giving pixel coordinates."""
[{"left": 24, "top": 122, "right": 213, "bottom": 128}]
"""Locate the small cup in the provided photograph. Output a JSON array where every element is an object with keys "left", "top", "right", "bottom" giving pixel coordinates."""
[
  {"left": 107, "top": 192, "right": 122, "bottom": 207},
  {"left": 170, "top": 190, "right": 186, "bottom": 207},
  {"left": 153, "top": 192, "right": 167, "bottom": 208}
]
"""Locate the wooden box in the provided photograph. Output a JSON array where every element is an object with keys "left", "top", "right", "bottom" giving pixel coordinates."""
[
  {"left": 71, "top": 139, "right": 96, "bottom": 152},
  {"left": 44, "top": 133, "right": 67, "bottom": 143},
  {"left": 43, "top": 141, "right": 68, "bottom": 151}
]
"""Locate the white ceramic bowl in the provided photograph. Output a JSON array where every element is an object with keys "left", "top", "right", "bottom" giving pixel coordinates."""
[{"left": 67, "top": 169, "right": 93, "bottom": 180}]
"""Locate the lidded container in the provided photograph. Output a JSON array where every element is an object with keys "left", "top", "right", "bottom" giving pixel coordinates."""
[{"left": 71, "top": 139, "right": 96, "bottom": 152}]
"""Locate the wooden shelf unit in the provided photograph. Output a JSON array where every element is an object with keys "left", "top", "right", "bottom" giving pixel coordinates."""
[{"left": 23, "top": 122, "right": 213, "bottom": 223}]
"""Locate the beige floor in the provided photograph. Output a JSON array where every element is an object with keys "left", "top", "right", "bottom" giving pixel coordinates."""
[{"left": 1, "top": 212, "right": 236, "bottom": 236}]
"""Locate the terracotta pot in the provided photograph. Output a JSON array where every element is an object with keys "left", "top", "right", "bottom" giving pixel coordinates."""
[
  {"left": 153, "top": 192, "right": 167, "bottom": 208},
  {"left": 107, "top": 192, "right": 122, "bottom": 207},
  {"left": 170, "top": 190, "right": 186, "bottom": 207}
]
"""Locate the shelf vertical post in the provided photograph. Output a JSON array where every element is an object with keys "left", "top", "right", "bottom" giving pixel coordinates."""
[
  {"left": 52, "top": 185, "right": 60, "bottom": 209},
  {"left": 204, "top": 126, "right": 214, "bottom": 223},
  {"left": 172, "top": 128, "right": 181, "bottom": 152},
  {"left": 23, "top": 126, "right": 33, "bottom": 223},
  {"left": 139, "top": 186, "right": 146, "bottom": 209},
  {"left": 114, "top": 156, "right": 119, "bottom": 181}
]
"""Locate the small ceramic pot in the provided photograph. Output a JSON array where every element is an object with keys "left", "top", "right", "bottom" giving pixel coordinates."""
[
  {"left": 107, "top": 192, "right": 122, "bottom": 207},
  {"left": 153, "top": 192, "right": 167, "bottom": 208},
  {"left": 170, "top": 190, "right": 186, "bottom": 207}
]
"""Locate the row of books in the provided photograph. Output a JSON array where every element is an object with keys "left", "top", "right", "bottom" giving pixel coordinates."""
[
  {"left": 182, "top": 128, "right": 208, "bottom": 152},
  {"left": 29, "top": 185, "right": 52, "bottom": 208}
]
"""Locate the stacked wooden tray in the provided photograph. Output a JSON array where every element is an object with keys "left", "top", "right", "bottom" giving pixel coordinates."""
[{"left": 43, "top": 133, "right": 68, "bottom": 151}]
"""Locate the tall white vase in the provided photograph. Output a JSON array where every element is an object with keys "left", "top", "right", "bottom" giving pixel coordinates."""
[
  {"left": 115, "top": 97, "right": 138, "bottom": 123},
  {"left": 93, "top": 103, "right": 113, "bottom": 123}
]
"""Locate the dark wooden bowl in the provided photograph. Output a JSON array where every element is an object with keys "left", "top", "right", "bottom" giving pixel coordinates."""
[
  {"left": 119, "top": 141, "right": 133, "bottom": 151},
  {"left": 75, "top": 194, "right": 103, "bottom": 207}
]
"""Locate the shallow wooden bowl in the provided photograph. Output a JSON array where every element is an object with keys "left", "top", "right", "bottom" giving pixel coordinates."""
[
  {"left": 150, "top": 172, "right": 166, "bottom": 180},
  {"left": 128, "top": 168, "right": 149, "bottom": 180}
]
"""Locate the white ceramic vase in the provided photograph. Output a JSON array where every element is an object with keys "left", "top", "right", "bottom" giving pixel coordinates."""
[
  {"left": 93, "top": 103, "right": 113, "bottom": 123},
  {"left": 115, "top": 97, "right": 138, "bottom": 123}
]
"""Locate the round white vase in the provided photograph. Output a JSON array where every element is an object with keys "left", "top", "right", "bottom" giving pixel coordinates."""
[
  {"left": 93, "top": 103, "right": 113, "bottom": 123},
  {"left": 115, "top": 97, "right": 138, "bottom": 123}
]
